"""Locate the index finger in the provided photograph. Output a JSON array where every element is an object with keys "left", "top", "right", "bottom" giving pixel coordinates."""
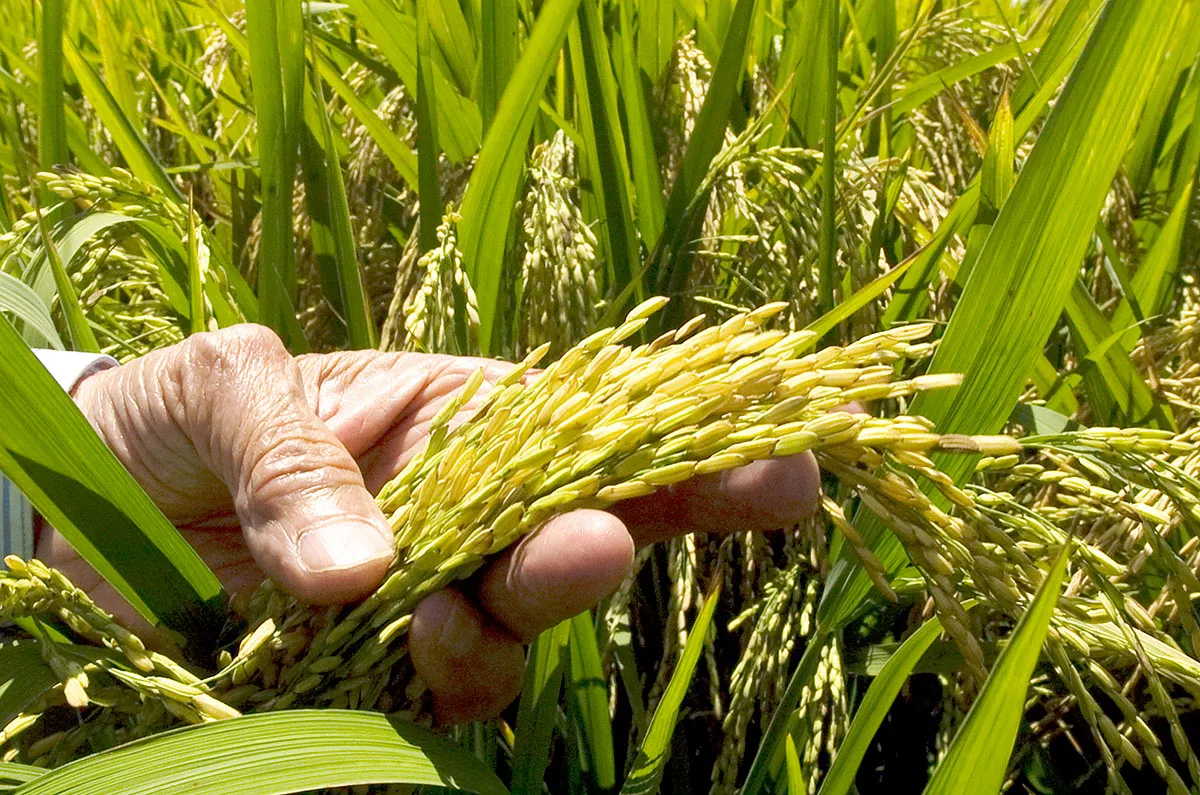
[{"left": 609, "top": 452, "right": 821, "bottom": 547}]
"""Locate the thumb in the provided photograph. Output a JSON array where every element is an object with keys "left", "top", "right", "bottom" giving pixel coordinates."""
[{"left": 179, "top": 325, "right": 394, "bottom": 604}]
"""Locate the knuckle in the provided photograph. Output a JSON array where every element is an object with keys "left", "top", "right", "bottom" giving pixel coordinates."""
[
  {"left": 241, "top": 428, "right": 358, "bottom": 506},
  {"left": 185, "top": 323, "right": 288, "bottom": 377}
]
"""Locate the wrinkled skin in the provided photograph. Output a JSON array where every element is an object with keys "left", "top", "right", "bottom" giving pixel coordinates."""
[{"left": 37, "top": 324, "right": 821, "bottom": 724}]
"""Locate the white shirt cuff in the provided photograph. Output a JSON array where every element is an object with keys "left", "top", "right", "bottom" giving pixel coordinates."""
[{"left": 34, "top": 350, "right": 120, "bottom": 394}]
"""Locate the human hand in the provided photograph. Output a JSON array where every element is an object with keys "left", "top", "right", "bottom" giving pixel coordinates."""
[{"left": 37, "top": 324, "right": 821, "bottom": 724}]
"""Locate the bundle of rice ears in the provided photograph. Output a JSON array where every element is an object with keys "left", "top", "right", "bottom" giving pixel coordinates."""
[{"left": 1, "top": 298, "right": 1018, "bottom": 755}]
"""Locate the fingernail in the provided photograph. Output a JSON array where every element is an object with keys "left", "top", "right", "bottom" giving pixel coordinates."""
[
  {"left": 436, "top": 596, "right": 479, "bottom": 660},
  {"left": 298, "top": 522, "right": 393, "bottom": 572}
]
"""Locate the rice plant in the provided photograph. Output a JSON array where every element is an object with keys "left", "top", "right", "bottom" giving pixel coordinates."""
[{"left": 1, "top": 0, "right": 1200, "bottom": 793}]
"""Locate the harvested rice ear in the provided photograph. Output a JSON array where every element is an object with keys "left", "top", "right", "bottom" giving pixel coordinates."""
[
  {"left": 0, "top": 301, "right": 1031, "bottom": 744},
  {"left": 224, "top": 300, "right": 1000, "bottom": 714}
]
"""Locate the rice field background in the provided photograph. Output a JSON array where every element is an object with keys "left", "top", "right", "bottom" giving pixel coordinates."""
[{"left": 2, "top": 0, "right": 1200, "bottom": 793}]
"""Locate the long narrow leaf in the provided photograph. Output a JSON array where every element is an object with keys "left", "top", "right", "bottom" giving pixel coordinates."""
[
  {"left": 1110, "top": 181, "right": 1198, "bottom": 353},
  {"left": 37, "top": 0, "right": 67, "bottom": 172},
  {"left": 87, "top": 0, "right": 138, "bottom": 121},
  {"left": 804, "top": 255, "right": 916, "bottom": 340},
  {"left": 185, "top": 191, "right": 204, "bottom": 335},
  {"left": 425, "top": 0, "right": 476, "bottom": 98},
  {"left": 317, "top": 53, "right": 419, "bottom": 189},
  {"left": 300, "top": 68, "right": 376, "bottom": 349},
  {"left": 245, "top": 0, "right": 303, "bottom": 349},
  {"left": 0, "top": 313, "right": 224, "bottom": 637},
  {"left": 784, "top": 736, "right": 807, "bottom": 795},
  {"left": 909, "top": 0, "right": 1183, "bottom": 459},
  {"left": 889, "top": 35, "right": 1051, "bottom": 117},
  {"left": 571, "top": 0, "right": 638, "bottom": 296},
  {"left": 922, "top": 546, "right": 1071, "bottom": 795},
  {"left": 510, "top": 621, "right": 570, "bottom": 795},
  {"left": 820, "top": 0, "right": 1187, "bottom": 633},
  {"left": 0, "top": 271, "right": 63, "bottom": 349},
  {"left": 651, "top": 0, "right": 758, "bottom": 324},
  {"left": 458, "top": 0, "right": 582, "bottom": 354},
  {"left": 480, "top": 0, "right": 518, "bottom": 132},
  {"left": 882, "top": 0, "right": 1102, "bottom": 325},
  {"left": 816, "top": 618, "right": 944, "bottom": 795},
  {"left": 45, "top": 212, "right": 191, "bottom": 318},
  {"left": 343, "top": 0, "right": 481, "bottom": 162},
  {"left": 62, "top": 41, "right": 182, "bottom": 201},
  {"left": 566, "top": 609, "right": 615, "bottom": 790},
  {"left": 12, "top": 711, "right": 509, "bottom": 795},
  {"left": 0, "top": 51, "right": 107, "bottom": 176},
  {"left": 817, "top": 0, "right": 838, "bottom": 316},
  {"left": 636, "top": 0, "right": 673, "bottom": 84},
  {"left": 0, "top": 761, "right": 44, "bottom": 786},
  {"left": 32, "top": 202, "right": 99, "bottom": 353},
  {"left": 619, "top": 583, "right": 720, "bottom": 795},
  {"left": 615, "top": 0, "right": 664, "bottom": 248},
  {"left": 1063, "top": 281, "right": 1170, "bottom": 429},
  {"left": 416, "top": 0, "right": 444, "bottom": 255}
]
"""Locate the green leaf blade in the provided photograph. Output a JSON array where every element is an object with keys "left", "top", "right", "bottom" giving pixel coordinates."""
[
  {"left": 0, "top": 313, "right": 224, "bottom": 638},
  {"left": 821, "top": 0, "right": 1189, "bottom": 633},
  {"left": 817, "top": 618, "right": 945, "bottom": 795},
  {"left": 458, "top": 0, "right": 582, "bottom": 354},
  {"left": 566, "top": 609, "right": 615, "bottom": 790},
  {"left": 922, "top": 547, "right": 1071, "bottom": 795},
  {"left": 12, "top": 711, "right": 509, "bottom": 795},
  {"left": 620, "top": 583, "right": 720, "bottom": 795}
]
